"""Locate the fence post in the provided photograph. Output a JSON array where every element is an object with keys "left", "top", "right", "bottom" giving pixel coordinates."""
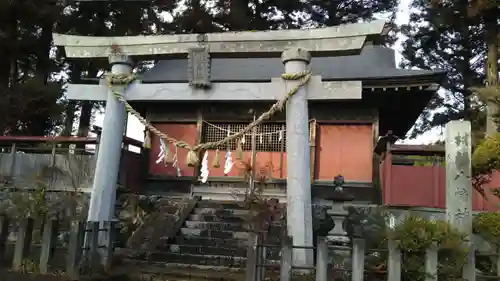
[
  {"left": 382, "top": 142, "right": 393, "bottom": 204},
  {"left": 315, "top": 236, "right": 328, "bottom": 281},
  {"left": 387, "top": 237, "right": 401, "bottom": 281},
  {"left": 351, "top": 238, "right": 365, "bottom": 281},
  {"left": 280, "top": 236, "right": 292, "bottom": 281},
  {"left": 87, "top": 221, "right": 101, "bottom": 272},
  {"left": 50, "top": 142, "right": 57, "bottom": 167},
  {"left": 66, "top": 221, "right": 85, "bottom": 280},
  {"left": 496, "top": 253, "right": 500, "bottom": 280},
  {"left": 425, "top": 242, "right": 438, "bottom": 281},
  {"left": 39, "top": 218, "right": 59, "bottom": 274},
  {"left": 9, "top": 143, "right": 17, "bottom": 180},
  {"left": 102, "top": 221, "right": 117, "bottom": 271},
  {"left": 256, "top": 233, "right": 266, "bottom": 281},
  {"left": 12, "top": 218, "right": 34, "bottom": 271},
  {"left": 0, "top": 215, "right": 9, "bottom": 260},
  {"left": 245, "top": 232, "right": 258, "bottom": 281}
]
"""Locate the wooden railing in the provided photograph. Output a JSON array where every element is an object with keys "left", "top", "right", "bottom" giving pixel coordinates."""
[{"left": 380, "top": 144, "right": 500, "bottom": 211}]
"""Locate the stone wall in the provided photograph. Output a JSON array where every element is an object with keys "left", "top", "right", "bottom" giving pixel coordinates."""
[{"left": 0, "top": 152, "right": 95, "bottom": 192}]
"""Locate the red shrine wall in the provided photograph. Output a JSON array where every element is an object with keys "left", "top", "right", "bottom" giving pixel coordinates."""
[
  {"left": 148, "top": 122, "right": 374, "bottom": 183},
  {"left": 315, "top": 124, "right": 373, "bottom": 182},
  {"left": 149, "top": 123, "right": 197, "bottom": 177}
]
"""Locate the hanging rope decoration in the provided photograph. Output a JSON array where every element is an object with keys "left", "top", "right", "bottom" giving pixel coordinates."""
[
  {"left": 105, "top": 69, "right": 312, "bottom": 167},
  {"left": 212, "top": 149, "right": 220, "bottom": 168},
  {"left": 143, "top": 129, "right": 151, "bottom": 149}
]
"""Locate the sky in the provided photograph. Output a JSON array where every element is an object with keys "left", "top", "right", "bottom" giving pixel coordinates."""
[{"left": 94, "top": 0, "right": 442, "bottom": 146}]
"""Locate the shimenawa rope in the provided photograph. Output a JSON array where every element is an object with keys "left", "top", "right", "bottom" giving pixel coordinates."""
[{"left": 105, "top": 70, "right": 312, "bottom": 166}]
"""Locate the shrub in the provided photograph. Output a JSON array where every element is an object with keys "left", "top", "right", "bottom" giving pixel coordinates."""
[
  {"left": 473, "top": 212, "right": 500, "bottom": 246},
  {"left": 360, "top": 211, "right": 467, "bottom": 281}
]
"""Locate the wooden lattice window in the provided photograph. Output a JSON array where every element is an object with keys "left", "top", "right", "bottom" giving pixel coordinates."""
[{"left": 201, "top": 122, "right": 286, "bottom": 152}]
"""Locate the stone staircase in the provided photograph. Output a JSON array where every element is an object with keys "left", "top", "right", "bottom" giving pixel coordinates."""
[
  {"left": 160, "top": 201, "right": 250, "bottom": 268},
  {"left": 129, "top": 199, "right": 286, "bottom": 280}
]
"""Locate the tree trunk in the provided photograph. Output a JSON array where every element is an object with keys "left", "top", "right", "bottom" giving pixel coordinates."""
[
  {"left": 76, "top": 67, "right": 98, "bottom": 150},
  {"left": 77, "top": 68, "right": 98, "bottom": 139},
  {"left": 230, "top": 0, "right": 249, "bottom": 31},
  {"left": 62, "top": 101, "right": 77, "bottom": 136},
  {"left": 484, "top": 9, "right": 499, "bottom": 136},
  {"left": 36, "top": 20, "right": 53, "bottom": 84},
  {"left": 0, "top": 4, "right": 19, "bottom": 135},
  {"left": 29, "top": 19, "right": 54, "bottom": 136},
  {"left": 460, "top": 0, "right": 473, "bottom": 122},
  {"left": 62, "top": 63, "right": 82, "bottom": 137}
]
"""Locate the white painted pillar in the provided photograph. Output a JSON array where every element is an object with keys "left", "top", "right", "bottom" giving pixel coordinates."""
[
  {"left": 445, "top": 120, "right": 475, "bottom": 281},
  {"left": 282, "top": 47, "right": 314, "bottom": 267},
  {"left": 87, "top": 54, "right": 133, "bottom": 222}
]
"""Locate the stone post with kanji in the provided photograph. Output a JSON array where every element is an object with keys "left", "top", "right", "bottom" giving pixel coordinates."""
[{"left": 445, "top": 120, "right": 475, "bottom": 281}]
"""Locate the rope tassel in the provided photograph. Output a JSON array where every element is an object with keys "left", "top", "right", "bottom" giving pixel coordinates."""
[
  {"left": 186, "top": 149, "right": 199, "bottom": 167},
  {"left": 235, "top": 140, "right": 243, "bottom": 160},
  {"left": 163, "top": 143, "right": 170, "bottom": 165},
  {"left": 143, "top": 129, "right": 151, "bottom": 149},
  {"left": 212, "top": 149, "right": 220, "bottom": 168}
]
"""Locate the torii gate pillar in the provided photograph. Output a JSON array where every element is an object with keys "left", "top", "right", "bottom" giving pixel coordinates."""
[
  {"left": 87, "top": 54, "right": 133, "bottom": 222},
  {"left": 282, "top": 47, "right": 314, "bottom": 267}
]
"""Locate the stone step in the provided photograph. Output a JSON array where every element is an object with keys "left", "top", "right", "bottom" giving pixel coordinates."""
[
  {"left": 193, "top": 207, "right": 250, "bottom": 216},
  {"left": 147, "top": 252, "right": 247, "bottom": 268},
  {"left": 191, "top": 209, "right": 287, "bottom": 227},
  {"left": 180, "top": 228, "right": 249, "bottom": 240},
  {"left": 180, "top": 226, "right": 285, "bottom": 240},
  {"left": 165, "top": 244, "right": 282, "bottom": 261},
  {"left": 195, "top": 200, "right": 247, "bottom": 209},
  {"left": 174, "top": 236, "right": 248, "bottom": 248},
  {"left": 189, "top": 214, "right": 246, "bottom": 223},
  {"left": 121, "top": 260, "right": 246, "bottom": 281},
  {"left": 184, "top": 221, "right": 246, "bottom": 232},
  {"left": 123, "top": 258, "right": 348, "bottom": 281},
  {"left": 167, "top": 244, "right": 247, "bottom": 257},
  {"left": 176, "top": 232, "right": 281, "bottom": 249}
]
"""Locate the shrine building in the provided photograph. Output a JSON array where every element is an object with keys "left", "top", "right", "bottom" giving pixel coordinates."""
[
  {"left": 60, "top": 21, "right": 468, "bottom": 213},
  {"left": 133, "top": 44, "right": 444, "bottom": 203}
]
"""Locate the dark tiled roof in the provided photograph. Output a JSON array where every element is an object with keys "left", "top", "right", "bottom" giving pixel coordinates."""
[{"left": 139, "top": 45, "right": 445, "bottom": 83}]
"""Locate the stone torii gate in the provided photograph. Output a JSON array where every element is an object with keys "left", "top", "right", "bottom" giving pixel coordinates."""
[{"left": 54, "top": 21, "right": 387, "bottom": 266}]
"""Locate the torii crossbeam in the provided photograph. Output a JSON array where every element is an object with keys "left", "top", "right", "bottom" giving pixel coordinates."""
[{"left": 53, "top": 20, "right": 388, "bottom": 59}]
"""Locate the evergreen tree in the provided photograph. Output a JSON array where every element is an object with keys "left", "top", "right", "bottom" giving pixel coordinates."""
[
  {"left": 465, "top": 0, "right": 499, "bottom": 136},
  {"left": 0, "top": 0, "right": 399, "bottom": 137},
  {"left": 0, "top": 1, "right": 65, "bottom": 136},
  {"left": 55, "top": 1, "right": 170, "bottom": 137},
  {"left": 400, "top": 0, "right": 486, "bottom": 139},
  {"left": 169, "top": 0, "right": 399, "bottom": 36}
]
